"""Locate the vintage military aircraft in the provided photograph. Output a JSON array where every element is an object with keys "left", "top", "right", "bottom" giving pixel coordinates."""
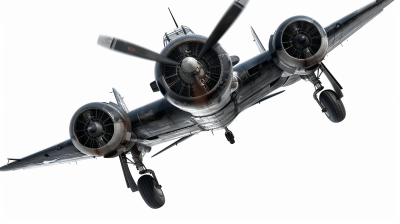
[{"left": 0, "top": 0, "right": 394, "bottom": 209}]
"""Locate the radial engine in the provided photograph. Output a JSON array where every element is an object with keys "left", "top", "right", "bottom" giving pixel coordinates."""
[
  {"left": 155, "top": 35, "right": 234, "bottom": 116},
  {"left": 269, "top": 16, "right": 328, "bottom": 76},
  {"left": 69, "top": 102, "right": 134, "bottom": 158}
]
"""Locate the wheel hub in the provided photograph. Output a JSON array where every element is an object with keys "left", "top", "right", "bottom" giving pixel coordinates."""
[{"left": 321, "top": 102, "right": 331, "bottom": 118}]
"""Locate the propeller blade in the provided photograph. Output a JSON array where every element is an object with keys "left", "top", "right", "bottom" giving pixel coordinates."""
[
  {"left": 197, "top": 0, "right": 249, "bottom": 59},
  {"left": 97, "top": 35, "right": 179, "bottom": 66}
]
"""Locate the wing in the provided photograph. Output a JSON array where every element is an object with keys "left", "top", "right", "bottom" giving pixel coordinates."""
[
  {"left": 0, "top": 139, "right": 92, "bottom": 171},
  {"left": 325, "top": 0, "right": 394, "bottom": 53}
]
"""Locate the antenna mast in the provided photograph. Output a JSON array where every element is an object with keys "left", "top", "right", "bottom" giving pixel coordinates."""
[{"left": 168, "top": 7, "right": 179, "bottom": 28}]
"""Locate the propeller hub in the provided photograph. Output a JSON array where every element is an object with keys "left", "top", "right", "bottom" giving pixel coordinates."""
[
  {"left": 292, "top": 34, "right": 310, "bottom": 50},
  {"left": 181, "top": 57, "right": 200, "bottom": 74},
  {"left": 86, "top": 121, "right": 104, "bottom": 138}
]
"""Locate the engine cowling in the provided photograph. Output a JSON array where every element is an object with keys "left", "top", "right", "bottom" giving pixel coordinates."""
[
  {"left": 155, "top": 34, "right": 233, "bottom": 116},
  {"left": 270, "top": 16, "right": 328, "bottom": 75},
  {"left": 69, "top": 102, "right": 133, "bottom": 158}
]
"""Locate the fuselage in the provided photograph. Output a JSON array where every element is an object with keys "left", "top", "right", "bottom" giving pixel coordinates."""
[{"left": 129, "top": 50, "right": 301, "bottom": 147}]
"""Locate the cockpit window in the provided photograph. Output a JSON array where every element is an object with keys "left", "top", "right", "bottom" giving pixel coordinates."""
[{"left": 163, "top": 25, "right": 195, "bottom": 46}]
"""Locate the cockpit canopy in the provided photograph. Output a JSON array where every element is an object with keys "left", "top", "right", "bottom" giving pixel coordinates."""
[{"left": 163, "top": 25, "right": 194, "bottom": 46}]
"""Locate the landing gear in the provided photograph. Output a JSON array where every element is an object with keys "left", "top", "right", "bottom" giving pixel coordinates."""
[
  {"left": 131, "top": 148, "right": 165, "bottom": 209},
  {"left": 138, "top": 175, "right": 165, "bottom": 209},
  {"left": 225, "top": 127, "right": 235, "bottom": 144},
  {"left": 305, "top": 71, "right": 346, "bottom": 123},
  {"left": 119, "top": 146, "right": 165, "bottom": 209},
  {"left": 320, "top": 90, "right": 346, "bottom": 123}
]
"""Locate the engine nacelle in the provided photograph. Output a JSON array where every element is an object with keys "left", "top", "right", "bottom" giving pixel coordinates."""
[
  {"left": 270, "top": 16, "right": 328, "bottom": 75},
  {"left": 155, "top": 34, "right": 233, "bottom": 116},
  {"left": 69, "top": 102, "right": 133, "bottom": 158}
]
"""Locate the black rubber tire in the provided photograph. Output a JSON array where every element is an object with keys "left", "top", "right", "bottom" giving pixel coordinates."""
[
  {"left": 138, "top": 175, "right": 165, "bottom": 209},
  {"left": 225, "top": 132, "right": 235, "bottom": 144},
  {"left": 319, "top": 90, "right": 346, "bottom": 123}
]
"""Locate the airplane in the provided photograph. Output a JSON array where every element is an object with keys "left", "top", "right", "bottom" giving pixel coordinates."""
[{"left": 0, "top": 0, "right": 395, "bottom": 209}]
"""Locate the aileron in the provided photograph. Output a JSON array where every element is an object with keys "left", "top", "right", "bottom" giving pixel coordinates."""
[
  {"left": 0, "top": 140, "right": 91, "bottom": 171},
  {"left": 325, "top": 0, "right": 394, "bottom": 53}
]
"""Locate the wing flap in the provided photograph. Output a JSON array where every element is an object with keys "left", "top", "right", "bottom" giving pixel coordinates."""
[
  {"left": 325, "top": 0, "right": 394, "bottom": 53},
  {"left": 0, "top": 140, "right": 92, "bottom": 171}
]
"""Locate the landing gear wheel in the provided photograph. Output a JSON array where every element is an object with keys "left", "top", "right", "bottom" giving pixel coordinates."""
[
  {"left": 319, "top": 90, "right": 346, "bottom": 123},
  {"left": 138, "top": 175, "right": 165, "bottom": 209},
  {"left": 225, "top": 131, "right": 235, "bottom": 144}
]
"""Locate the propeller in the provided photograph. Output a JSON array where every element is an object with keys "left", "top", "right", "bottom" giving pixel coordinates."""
[
  {"left": 97, "top": 0, "right": 249, "bottom": 67},
  {"left": 197, "top": 0, "right": 249, "bottom": 59},
  {"left": 97, "top": 35, "right": 179, "bottom": 66}
]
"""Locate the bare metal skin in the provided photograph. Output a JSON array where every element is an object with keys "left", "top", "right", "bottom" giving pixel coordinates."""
[{"left": 0, "top": 0, "right": 394, "bottom": 210}]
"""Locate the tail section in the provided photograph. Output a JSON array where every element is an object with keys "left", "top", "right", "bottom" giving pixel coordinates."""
[{"left": 250, "top": 26, "right": 266, "bottom": 53}]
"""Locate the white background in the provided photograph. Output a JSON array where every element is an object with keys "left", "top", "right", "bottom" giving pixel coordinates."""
[{"left": 0, "top": 0, "right": 398, "bottom": 223}]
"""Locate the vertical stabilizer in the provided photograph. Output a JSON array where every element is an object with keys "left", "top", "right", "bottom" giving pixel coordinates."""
[{"left": 250, "top": 26, "right": 266, "bottom": 53}]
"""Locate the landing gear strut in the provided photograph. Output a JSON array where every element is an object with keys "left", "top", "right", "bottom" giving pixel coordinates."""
[
  {"left": 118, "top": 147, "right": 165, "bottom": 209},
  {"left": 225, "top": 127, "right": 235, "bottom": 144},
  {"left": 131, "top": 149, "right": 165, "bottom": 209},
  {"left": 306, "top": 70, "right": 346, "bottom": 123},
  {"left": 308, "top": 72, "right": 327, "bottom": 112}
]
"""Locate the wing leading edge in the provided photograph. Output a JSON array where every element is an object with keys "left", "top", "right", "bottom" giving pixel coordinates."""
[
  {"left": 0, "top": 140, "right": 92, "bottom": 171},
  {"left": 325, "top": 0, "right": 394, "bottom": 53}
]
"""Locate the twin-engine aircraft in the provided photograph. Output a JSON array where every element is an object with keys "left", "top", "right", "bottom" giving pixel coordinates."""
[{"left": 0, "top": 0, "right": 394, "bottom": 209}]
